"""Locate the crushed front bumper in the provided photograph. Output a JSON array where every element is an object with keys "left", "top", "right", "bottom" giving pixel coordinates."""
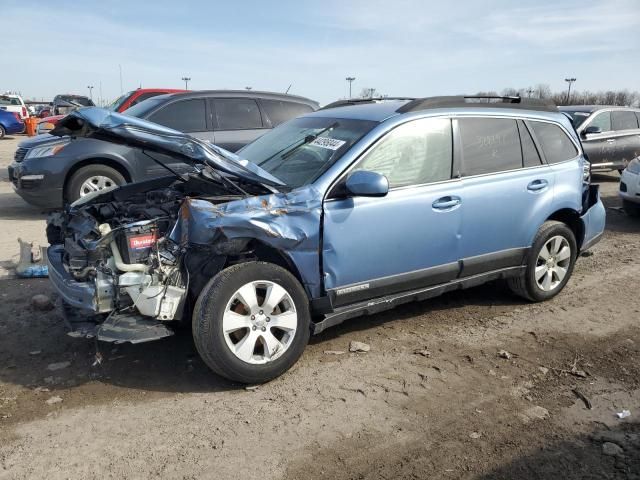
[{"left": 47, "top": 245, "right": 113, "bottom": 313}]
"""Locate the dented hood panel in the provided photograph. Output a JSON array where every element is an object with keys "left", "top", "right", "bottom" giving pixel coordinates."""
[{"left": 51, "top": 107, "right": 285, "bottom": 188}]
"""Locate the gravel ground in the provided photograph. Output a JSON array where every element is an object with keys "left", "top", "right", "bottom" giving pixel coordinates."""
[{"left": 0, "top": 135, "right": 639, "bottom": 479}]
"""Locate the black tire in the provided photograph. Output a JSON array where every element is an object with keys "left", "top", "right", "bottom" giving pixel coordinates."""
[
  {"left": 65, "top": 164, "right": 126, "bottom": 203},
  {"left": 0, "top": 125, "right": 5, "bottom": 139},
  {"left": 193, "top": 261, "right": 311, "bottom": 384},
  {"left": 508, "top": 221, "right": 577, "bottom": 302},
  {"left": 623, "top": 200, "right": 640, "bottom": 217}
]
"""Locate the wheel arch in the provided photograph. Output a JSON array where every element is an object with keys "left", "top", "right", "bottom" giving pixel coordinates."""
[
  {"left": 63, "top": 157, "right": 132, "bottom": 201},
  {"left": 546, "top": 208, "right": 585, "bottom": 249},
  {"left": 225, "top": 241, "right": 308, "bottom": 297}
]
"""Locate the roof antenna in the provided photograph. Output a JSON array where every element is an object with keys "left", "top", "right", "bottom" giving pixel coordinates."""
[{"left": 285, "top": 84, "right": 292, "bottom": 94}]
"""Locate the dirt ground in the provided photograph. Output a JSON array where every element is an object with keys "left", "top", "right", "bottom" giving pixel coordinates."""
[{"left": 0, "top": 135, "right": 639, "bottom": 479}]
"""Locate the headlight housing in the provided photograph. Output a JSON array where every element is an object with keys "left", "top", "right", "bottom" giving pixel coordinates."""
[
  {"left": 24, "top": 139, "right": 70, "bottom": 159},
  {"left": 626, "top": 158, "right": 640, "bottom": 175}
]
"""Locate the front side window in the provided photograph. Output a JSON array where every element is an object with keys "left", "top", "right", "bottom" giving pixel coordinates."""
[
  {"left": 612, "top": 111, "right": 639, "bottom": 131},
  {"left": 588, "top": 111, "right": 611, "bottom": 132},
  {"left": 148, "top": 99, "right": 206, "bottom": 132},
  {"left": 529, "top": 121, "right": 578, "bottom": 164},
  {"left": 353, "top": 117, "right": 452, "bottom": 188},
  {"left": 214, "top": 98, "right": 262, "bottom": 130},
  {"left": 459, "top": 118, "right": 522, "bottom": 176},
  {"left": 239, "top": 116, "right": 377, "bottom": 188},
  {"left": 127, "top": 92, "right": 163, "bottom": 109}
]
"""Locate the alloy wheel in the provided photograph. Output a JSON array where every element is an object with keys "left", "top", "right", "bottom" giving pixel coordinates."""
[
  {"left": 79, "top": 175, "right": 116, "bottom": 197},
  {"left": 222, "top": 280, "right": 298, "bottom": 364},
  {"left": 535, "top": 235, "right": 571, "bottom": 292}
]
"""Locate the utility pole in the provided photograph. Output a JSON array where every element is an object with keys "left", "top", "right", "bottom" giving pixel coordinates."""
[
  {"left": 345, "top": 76, "right": 356, "bottom": 98},
  {"left": 564, "top": 77, "right": 576, "bottom": 104},
  {"left": 182, "top": 76, "right": 191, "bottom": 90},
  {"left": 87, "top": 85, "right": 94, "bottom": 100},
  {"left": 526, "top": 87, "right": 534, "bottom": 98}
]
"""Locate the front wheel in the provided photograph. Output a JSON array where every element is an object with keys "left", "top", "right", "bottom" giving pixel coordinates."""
[
  {"left": 65, "top": 164, "right": 126, "bottom": 203},
  {"left": 193, "top": 261, "right": 311, "bottom": 383},
  {"left": 508, "top": 221, "right": 577, "bottom": 302}
]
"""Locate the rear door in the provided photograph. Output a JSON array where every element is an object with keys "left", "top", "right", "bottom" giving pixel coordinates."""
[
  {"left": 611, "top": 110, "right": 640, "bottom": 168},
  {"left": 456, "top": 117, "right": 556, "bottom": 276},
  {"left": 138, "top": 98, "right": 209, "bottom": 176},
  {"left": 212, "top": 98, "right": 266, "bottom": 152},
  {"left": 258, "top": 99, "right": 314, "bottom": 128}
]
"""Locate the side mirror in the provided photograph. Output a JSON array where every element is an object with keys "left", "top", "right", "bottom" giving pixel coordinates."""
[
  {"left": 582, "top": 126, "right": 602, "bottom": 137},
  {"left": 345, "top": 170, "right": 389, "bottom": 197}
]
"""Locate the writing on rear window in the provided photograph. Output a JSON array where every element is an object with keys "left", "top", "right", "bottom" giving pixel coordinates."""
[{"left": 310, "top": 137, "right": 346, "bottom": 150}]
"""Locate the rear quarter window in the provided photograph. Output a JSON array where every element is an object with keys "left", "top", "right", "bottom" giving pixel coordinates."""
[{"left": 529, "top": 121, "right": 578, "bottom": 164}]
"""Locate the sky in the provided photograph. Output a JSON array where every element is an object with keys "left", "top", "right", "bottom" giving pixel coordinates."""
[{"left": 2, "top": 0, "right": 639, "bottom": 106}]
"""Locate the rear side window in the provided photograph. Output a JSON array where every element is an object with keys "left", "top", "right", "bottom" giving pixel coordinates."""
[
  {"left": 260, "top": 99, "right": 313, "bottom": 127},
  {"left": 148, "top": 99, "right": 206, "bottom": 132},
  {"left": 354, "top": 117, "right": 452, "bottom": 188},
  {"left": 459, "top": 118, "right": 522, "bottom": 176},
  {"left": 517, "top": 120, "right": 542, "bottom": 167},
  {"left": 612, "top": 111, "right": 639, "bottom": 131},
  {"left": 589, "top": 111, "right": 611, "bottom": 132},
  {"left": 214, "top": 98, "right": 262, "bottom": 130},
  {"left": 529, "top": 121, "right": 578, "bottom": 164}
]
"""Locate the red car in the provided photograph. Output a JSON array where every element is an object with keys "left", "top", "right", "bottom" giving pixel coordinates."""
[{"left": 36, "top": 88, "right": 187, "bottom": 135}]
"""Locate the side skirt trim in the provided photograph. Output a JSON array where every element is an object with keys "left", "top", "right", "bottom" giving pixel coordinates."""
[{"left": 312, "top": 266, "right": 525, "bottom": 334}]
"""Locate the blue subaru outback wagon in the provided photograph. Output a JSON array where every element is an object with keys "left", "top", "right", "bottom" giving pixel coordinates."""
[{"left": 46, "top": 96, "right": 605, "bottom": 383}]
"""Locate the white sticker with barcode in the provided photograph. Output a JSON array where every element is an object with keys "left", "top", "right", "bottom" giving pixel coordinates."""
[{"left": 310, "top": 137, "right": 346, "bottom": 150}]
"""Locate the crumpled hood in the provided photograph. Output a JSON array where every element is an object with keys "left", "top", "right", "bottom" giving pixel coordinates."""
[{"left": 50, "top": 107, "right": 285, "bottom": 188}]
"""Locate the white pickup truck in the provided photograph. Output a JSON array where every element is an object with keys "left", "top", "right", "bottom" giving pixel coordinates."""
[{"left": 0, "top": 94, "right": 29, "bottom": 120}]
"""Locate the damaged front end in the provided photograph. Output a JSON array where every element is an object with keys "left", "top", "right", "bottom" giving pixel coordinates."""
[{"left": 46, "top": 108, "right": 321, "bottom": 344}]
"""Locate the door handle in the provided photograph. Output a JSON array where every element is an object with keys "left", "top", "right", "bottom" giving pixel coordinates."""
[
  {"left": 607, "top": 139, "right": 616, "bottom": 143},
  {"left": 527, "top": 179, "right": 548, "bottom": 192},
  {"left": 432, "top": 196, "right": 461, "bottom": 210}
]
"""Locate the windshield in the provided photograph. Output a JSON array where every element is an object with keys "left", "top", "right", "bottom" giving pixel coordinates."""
[
  {"left": 107, "top": 91, "right": 133, "bottom": 111},
  {"left": 58, "top": 96, "right": 94, "bottom": 107},
  {"left": 562, "top": 110, "right": 592, "bottom": 129},
  {"left": 123, "top": 95, "right": 169, "bottom": 118},
  {"left": 239, "top": 116, "right": 377, "bottom": 188}
]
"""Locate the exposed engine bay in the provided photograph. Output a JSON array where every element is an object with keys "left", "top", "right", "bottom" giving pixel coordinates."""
[{"left": 46, "top": 175, "right": 247, "bottom": 342}]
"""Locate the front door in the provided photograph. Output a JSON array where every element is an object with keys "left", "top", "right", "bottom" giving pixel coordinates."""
[
  {"left": 579, "top": 111, "right": 619, "bottom": 168},
  {"left": 322, "top": 117, "right": 462, "bottom": 307}
]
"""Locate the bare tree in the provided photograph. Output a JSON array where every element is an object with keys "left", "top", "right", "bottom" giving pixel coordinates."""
[{"left": 359, "top": 88, "right": 377, "bottom": 99}]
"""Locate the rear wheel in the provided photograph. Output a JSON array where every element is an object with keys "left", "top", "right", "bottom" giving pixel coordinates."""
[
  {"left": 623, "top": 200, "right": 640, "bottom": 217},
  {"left": 193, "top": 261, "right": 311, "bottom": 383},
  {"left": 65, "top": 165, "right": 126, "bottom": 203},
  {"left": 0, "top": 125, "right": 5, "bottom": 139},
  {"left": 508, "top": 221, "right": 577, "bottom": 302}
]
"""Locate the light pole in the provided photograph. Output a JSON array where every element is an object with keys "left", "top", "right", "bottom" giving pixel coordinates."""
[
  {"left": 245, "top": 86, "right": 252, "bottom": 91},
  {"left": 87, "top": 85, "right": 94, "bottom": 100},
  {"left": 564, "top": 77, "right": 576, "bottom": 104},
  {"left": 182, "top": 77, "right": 191, "bottom": 90},
  {"left": 345, "top": 76, "right": 355, "bottom": 98}
]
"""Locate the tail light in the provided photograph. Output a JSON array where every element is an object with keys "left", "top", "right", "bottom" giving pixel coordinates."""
[
  {"left": 12, "top": 112, "right": 22, "bottom": 122},
  {"left": 22, "top": 106, "right": 27, "bottom": 118}
]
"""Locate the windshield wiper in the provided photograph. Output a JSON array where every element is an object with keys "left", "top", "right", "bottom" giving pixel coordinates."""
[{"left": 257, "top": 122, "right": 338, "bottom": 167}]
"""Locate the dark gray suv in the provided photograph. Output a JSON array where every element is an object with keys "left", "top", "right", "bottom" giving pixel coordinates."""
[
  {"left": 559, "top": 105, "right": 640, "bottom": 172},
  {"left": 9, "top": 91, "right": 318, "bottom": 208}
]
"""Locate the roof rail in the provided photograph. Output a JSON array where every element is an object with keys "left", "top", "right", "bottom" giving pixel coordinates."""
[
  {"left": 396, "top": 96, "right": 558, "bottom": 113},
  {"left": 321, "top": 97, "right": 415, "bottom": 110}
]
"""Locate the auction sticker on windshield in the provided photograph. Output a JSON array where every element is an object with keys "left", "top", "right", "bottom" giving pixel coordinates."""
[{"left": 310, "top": 137, "right": 346, "bottom": 150}]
